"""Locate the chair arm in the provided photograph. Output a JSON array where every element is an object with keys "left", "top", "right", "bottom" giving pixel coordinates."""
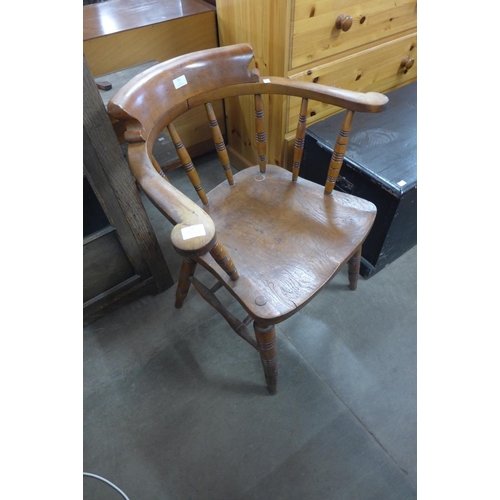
[
  {"left": 127, "top": 142, "right": 217, "bottom": 257},
  {"left": 187, "top": 76, "right": 388, "bottom": 114},
  {"left": 270, "top": 76, "right": 389, "bottom": 112}
]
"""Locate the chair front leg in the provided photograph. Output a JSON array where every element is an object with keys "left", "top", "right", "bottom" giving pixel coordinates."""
[
  {"left": 253, "top": 322, "right": 278, "bottom": 395},
  {"left": 209, "top": 239, "right": 239, "bottom": 280},
  {"left": 348, "top": 245, "right": 362, "bottom": 291},
  {"left": 175, "top": 257, "right": 198, "bottom": 308}
]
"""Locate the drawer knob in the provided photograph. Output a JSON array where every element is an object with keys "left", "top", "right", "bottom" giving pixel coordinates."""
[
  {"left": 335, "top": 14, "right": 353, "bottom": 32},
  {"left": 401, "top": 56, "right": 415, "bottom": 70}
]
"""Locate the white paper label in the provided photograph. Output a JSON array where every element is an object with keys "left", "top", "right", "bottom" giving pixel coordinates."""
[
  {"left": 397, "top": 180, "right": 407, "bottom": 187},
  {"left": 263, "top": 78, "right": 271, "bottom": 83},
  {"left": 181, "top": 224, "right": 206, "bottom": 240},
  {"left": 173, "top": 75, "right": 188, "bottom": 89}
]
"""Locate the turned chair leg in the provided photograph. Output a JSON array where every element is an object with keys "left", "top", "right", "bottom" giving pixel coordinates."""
[
  {"left": 253, "top": 322, "right": 278, "bottom": 395},
  {"left": 348, "top": 245, "right": 362, "bottom": 291},
  {"left": 175, "top": 257, "right": 198, "bottom": 308},
  {"left": 209, "top": 239, "right": 239, "bottom": 280}
]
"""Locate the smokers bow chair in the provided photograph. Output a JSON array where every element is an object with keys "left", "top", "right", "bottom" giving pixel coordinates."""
[{"left": 108, "top": 44, "right": 388, "bottom": 395}]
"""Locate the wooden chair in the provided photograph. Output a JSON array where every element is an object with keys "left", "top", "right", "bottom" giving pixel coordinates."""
[{"left": 108, "top": 44, "right": 388, "bottom": 395}]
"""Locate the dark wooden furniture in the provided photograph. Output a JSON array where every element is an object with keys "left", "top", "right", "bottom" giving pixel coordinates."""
[
  {"left": 83, "top": 56, "right": 174, "bottom": 325},
  {"left": 300, "top": 82, "right": 417, "bottom": 277},
  {"left": 107, "top": 44, "right": 388, "bottom": 394}
]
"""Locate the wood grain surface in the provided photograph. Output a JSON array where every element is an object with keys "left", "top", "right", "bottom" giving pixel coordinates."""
[
  {"left": 198, "top": 165, "right": 376, "bottom": 323},
  {"left": 83, "top": 0, "right": 215, "bottom": 40}
]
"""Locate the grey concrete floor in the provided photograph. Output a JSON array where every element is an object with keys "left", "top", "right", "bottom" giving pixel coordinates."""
[{"left": 83, "top": 152, "right": 417, "bottom": 499}]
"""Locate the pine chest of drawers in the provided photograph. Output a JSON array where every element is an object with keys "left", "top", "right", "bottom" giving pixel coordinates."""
[{"left": 216, "top": 0, "right": 417, "bottom": 170}]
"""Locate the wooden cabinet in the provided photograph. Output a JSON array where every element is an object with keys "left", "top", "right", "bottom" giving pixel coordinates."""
[
  {"left": 84, "top": 57, "right": 174, "bottom": 325},
  {"left": 83, "top": 0, "right": 219, "bottom": 77},
  {"left": 216, "top": 0, "right": 417, "bottom": 170},
  {"left": 84, "top": 0, "right": 224, "bottom": 169}
]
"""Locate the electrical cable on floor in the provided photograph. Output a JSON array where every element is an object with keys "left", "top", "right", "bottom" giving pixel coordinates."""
[{"left": 83, "top": 472, "right": 130, "bottom": 500}]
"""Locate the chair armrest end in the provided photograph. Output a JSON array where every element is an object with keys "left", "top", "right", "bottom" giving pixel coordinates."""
[{"left": 171, "top": 223, "right": 217, "bottom": 258}]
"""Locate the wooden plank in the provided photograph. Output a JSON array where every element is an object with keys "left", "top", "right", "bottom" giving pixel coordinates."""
[
  {"left": 83, "top": 126, "right": 150, "bottom": 278},
  {"left": 83, "top": 224, "right": 114, "bottom": 246},
  {"left": 83, "top": 55, "right": 174, "bottom": 294}
]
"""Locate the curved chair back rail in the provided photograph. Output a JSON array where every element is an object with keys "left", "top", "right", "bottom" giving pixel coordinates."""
[{"left": 108, "top": 43, "right": 387, "bottom": 144}]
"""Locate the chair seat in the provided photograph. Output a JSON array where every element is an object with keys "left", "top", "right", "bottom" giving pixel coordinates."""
[{"left": 198, "top": 165, "right": 377, "bottom": 323}]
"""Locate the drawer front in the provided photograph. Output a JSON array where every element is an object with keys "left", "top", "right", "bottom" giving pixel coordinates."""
[
  {"left": 287, "top": 32, "right": 416, "bottom": 132},
  {"left": 291, "top": 0, "right": 417, "bottom": 69}
]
